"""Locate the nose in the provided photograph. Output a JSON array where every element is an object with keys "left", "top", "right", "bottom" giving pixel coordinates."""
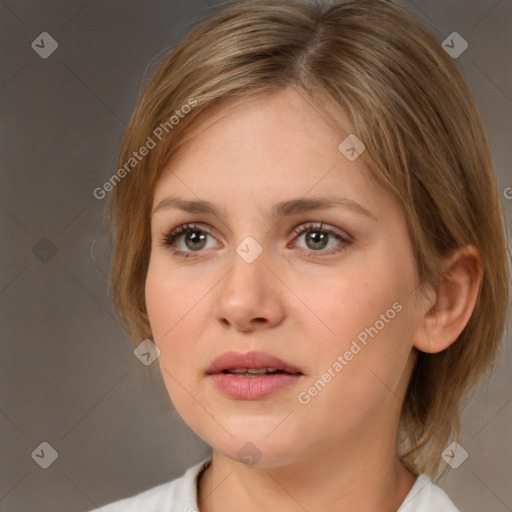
[{"left": 212, "top": 244, "right": 286, "bottom": 332}]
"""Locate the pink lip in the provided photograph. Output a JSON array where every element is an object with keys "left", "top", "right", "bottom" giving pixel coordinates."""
[
  {"left": 207, "top": 350, "right": 303, "bottom": 375},
  {"left": 206, "top": 350, "right": 304, "bottom": 400}
]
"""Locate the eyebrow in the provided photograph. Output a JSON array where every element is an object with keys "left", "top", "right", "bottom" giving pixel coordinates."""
[{"left": 151, "top": 195, "right": 377, "bottom": 221}]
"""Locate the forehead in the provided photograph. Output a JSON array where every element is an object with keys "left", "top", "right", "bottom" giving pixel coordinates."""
[{"left": 152, "top": 87, "right": 386, "bottom": 220}]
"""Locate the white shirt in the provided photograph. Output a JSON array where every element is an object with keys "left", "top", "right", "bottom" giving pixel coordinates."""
[{"left": 89, "top": 458, "right": 460, "bottom": 511}]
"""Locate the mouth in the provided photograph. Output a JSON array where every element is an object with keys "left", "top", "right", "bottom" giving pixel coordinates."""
[
  {"left": 206, "top": 350, "right": 303, "bottom": 376},
  {"left": 206, "top": 351, "right": 304, "bottom": 400},
  {"left": 219, "top": 368, "right": 296, "bottom": 377}
]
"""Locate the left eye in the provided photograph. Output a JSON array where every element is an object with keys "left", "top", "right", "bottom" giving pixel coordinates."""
[
  {"left": 159, "top": 222, "right": 351, "bottom": 258},
  {"left": 291, "top": 222, "right": 351, "bottom": 254}
]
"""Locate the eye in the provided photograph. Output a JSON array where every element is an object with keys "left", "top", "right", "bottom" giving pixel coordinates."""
[
  {"left": 158, "top": 223, "right": 219, "bottom": 258},
  {"left": 289, "top": 222, "right": 351, "bottom": 256},
  {"left": 158, "top": 221, "right": 352, "bottom": 259}
]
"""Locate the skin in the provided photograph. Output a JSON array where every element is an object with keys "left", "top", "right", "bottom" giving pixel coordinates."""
[{"left": 145, "top": 87, "right": 483, "bottom": 511}]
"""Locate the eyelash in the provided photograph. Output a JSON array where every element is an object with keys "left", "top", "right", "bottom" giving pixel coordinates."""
[{"left": 158, "top": 222, "right": 352, "bottom": 260}]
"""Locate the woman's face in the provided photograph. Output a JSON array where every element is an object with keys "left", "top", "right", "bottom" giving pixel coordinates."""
[{"left": 145, "top": 87, "right": 425, "bottom": 467}]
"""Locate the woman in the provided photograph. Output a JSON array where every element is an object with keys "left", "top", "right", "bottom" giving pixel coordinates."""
[{"left": 91, "top": 0, "right": 510, "bottom": 510}]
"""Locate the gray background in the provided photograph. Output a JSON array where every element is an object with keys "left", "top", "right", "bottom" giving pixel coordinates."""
[{"left": 0, "top": 0, "right": 510, "bottom": 511}]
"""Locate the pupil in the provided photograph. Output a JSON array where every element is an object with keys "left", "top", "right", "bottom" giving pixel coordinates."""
[
  {"left": 306, "top": 231, "right": 328, "bottom": 250},
  {"left": 186, "top": 231, "right": 207, "bottom": 250}
]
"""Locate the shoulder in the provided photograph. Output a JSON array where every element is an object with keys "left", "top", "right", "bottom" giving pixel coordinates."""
[
  {"left": 398, "top": 474, "right": 460, "bottom": 512},
  {"left": 85, "top": 458, "right": 210, "bottom": 512}
]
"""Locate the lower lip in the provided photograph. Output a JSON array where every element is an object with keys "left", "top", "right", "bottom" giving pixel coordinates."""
[{"left": 208, "top": 373, "right": 302, "bottom": 400}]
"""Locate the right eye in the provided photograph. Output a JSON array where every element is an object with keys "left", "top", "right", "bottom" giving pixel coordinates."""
[{"left": 159, "top": 223, "right": 220, "bottom": 258}]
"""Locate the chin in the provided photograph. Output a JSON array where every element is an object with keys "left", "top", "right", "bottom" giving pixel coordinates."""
[
  {"left": 204, "top": 424, "right": 304, "bottom": 469},
  {"left": 171, "top": 391, "right": 309, "bottom": 467}
]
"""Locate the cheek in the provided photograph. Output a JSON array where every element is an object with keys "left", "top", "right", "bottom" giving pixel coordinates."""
[
  {"left": 295, "top": 264, "right": 391, "bottom": 348},
  {"left": 297, "top": 255, "right": 416, "bottom": 388},
  {"left": 145, "top": 259, "right": 205, "bottom": 363},
  {"left": 145, "top": 262, "right": 209, "bottom": 417}
]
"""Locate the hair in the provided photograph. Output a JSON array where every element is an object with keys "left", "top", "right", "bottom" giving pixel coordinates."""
[{"left": 106, "top": 0, "right": 511, "bottom": 477}]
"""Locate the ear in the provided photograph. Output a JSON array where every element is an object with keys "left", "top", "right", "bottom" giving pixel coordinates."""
[{"left": 413, "top": 245, "right": 483, "bottom": 354}]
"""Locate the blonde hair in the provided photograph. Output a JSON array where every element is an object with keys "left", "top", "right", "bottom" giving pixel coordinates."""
[{"left": 107, "top": 0, "right": 511, "bottom": 476}]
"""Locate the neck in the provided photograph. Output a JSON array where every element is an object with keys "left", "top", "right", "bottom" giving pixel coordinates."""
[{"left": 197, "top": 430, "right": 416, "bottom": 512}]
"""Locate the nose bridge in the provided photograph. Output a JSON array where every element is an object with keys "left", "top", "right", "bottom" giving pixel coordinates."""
[
  {"left": 223, "top": 234, "right": 270, "bottom": 300},
  {"left": 213, "top": 234, "right": 285, "bottom": 330}
]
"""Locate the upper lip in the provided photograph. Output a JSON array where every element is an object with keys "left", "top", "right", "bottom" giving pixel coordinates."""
[{"left": 206, "top": 350, "right": 303, "bottom": 375}]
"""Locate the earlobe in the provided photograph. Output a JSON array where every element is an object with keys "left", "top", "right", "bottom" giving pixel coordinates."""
[{"left": 413, "top": 245, "right": 483, "bottom": 354}]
